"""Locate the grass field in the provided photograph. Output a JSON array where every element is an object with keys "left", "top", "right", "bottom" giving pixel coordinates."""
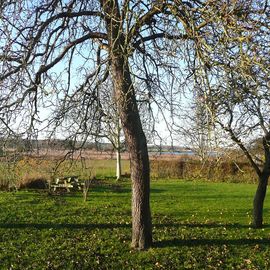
[{"left": 0, "top": 179, "right": 270, "bottom": 269}]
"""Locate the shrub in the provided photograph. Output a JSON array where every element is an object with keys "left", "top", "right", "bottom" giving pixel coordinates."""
[
  {"left": 150, "top": 159, "right": 257, "bottom": 183},
  {"left": 18, "top": 178, "right": 48, "bottom": 189}
]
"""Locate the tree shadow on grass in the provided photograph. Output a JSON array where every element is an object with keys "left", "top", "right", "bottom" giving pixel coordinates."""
[
  {"left": 155, "top": 222, "right": 270, "bottom": 230},
  {"left": 1, "top": 222, "right": 270, "bottom": 248},
  {"left": 154, "top": 237, "right": 270, "bottom": 248},
  {"left": 0, "top": 222, "right": 131, "bottom": 230},
  {"left": 154, "top": 222, "right": 270, "bottom": 248},
  {"left": 11, "top": 192, "right": 41, "bottom": 199},
  {"left": 93, "top": 186, "right": 164, "bottom": 194},
  {"left": 1, "top": 221, "right": 269, "bottom": 231}
]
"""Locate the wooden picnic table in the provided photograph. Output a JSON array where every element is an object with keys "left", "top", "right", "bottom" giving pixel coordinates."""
[{"left": 51, "top": 176, "right": 84, "bottom": 192}]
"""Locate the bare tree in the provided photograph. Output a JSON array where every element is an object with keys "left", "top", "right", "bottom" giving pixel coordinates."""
[
  {"left": 0, "top": 0, "right": 206, "bottom": 249},
  {"left": 180, "top": 90, "right": 220, "bottom": 163},
  {"left": 88, "top": 79, "right": 125, "bottom": 181},
  {"left": 191, "top": 0, "right": 270, "bottom": 227},
  {"left": 102, "top": 101, "right": 124, "bottom": 181}
]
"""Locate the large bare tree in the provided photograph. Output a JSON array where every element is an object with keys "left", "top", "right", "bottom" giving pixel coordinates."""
[{"left": 0, "top": 0, "right": 205, "bottom": 249}]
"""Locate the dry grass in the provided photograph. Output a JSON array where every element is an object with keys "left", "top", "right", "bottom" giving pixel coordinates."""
[
  {"left": 150, "top": 159, "right": 257, "bottom": 183},
  {"left": 0, "top": 152, "right": 257, "bottom": 189},
  {"left": 0, "top": 155, "right": 131, "bottom": 189}
]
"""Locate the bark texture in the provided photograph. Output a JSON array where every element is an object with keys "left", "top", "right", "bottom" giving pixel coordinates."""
[
  {"left": 111, "top": 60, "right": 152, "bottom": 249},
  {"left": 101, "top": 0, "right": 152, "bottom": 249},
  {"left": 253, "top": 174, "right": 268, "bottom": 228}
]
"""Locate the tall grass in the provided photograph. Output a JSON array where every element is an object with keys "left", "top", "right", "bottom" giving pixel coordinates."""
[
  {"left": 0, "top": 157, "right": 131, "bottom": 189},
  {"left": 151, "top": 159, "right": 257, "bottom": 183},
  {"left": 0, "top": 156, "right": 257, "bottom": 189}
]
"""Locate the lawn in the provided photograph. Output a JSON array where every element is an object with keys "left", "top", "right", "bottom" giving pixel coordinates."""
[{"left": 0, "top": 179, "right": 270, "bottom": 269}]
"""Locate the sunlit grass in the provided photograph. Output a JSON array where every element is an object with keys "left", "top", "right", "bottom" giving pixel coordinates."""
[{"left": 0, "top": 179, "right": 270, "bottom": 269}]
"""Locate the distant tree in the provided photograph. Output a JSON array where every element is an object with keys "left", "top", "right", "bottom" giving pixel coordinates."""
[
  {"left": 77, "top": 78, "right": 125, "bottom": 181},
  {"left": 179, "top": 89, "right": 221, "bottom": 163},
  {"left": 103, "top": 108, "right": 123, "bottom": 181}
]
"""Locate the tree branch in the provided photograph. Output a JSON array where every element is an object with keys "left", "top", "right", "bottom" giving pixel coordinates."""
[{"left": 133, "top": 32, "right": 189, "bottom": 48}]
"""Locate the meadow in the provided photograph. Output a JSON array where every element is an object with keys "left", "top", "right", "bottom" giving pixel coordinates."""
[
  {"left": 0, "top": 179, "right": 270, "bottom": 269},
  {"left": 0, "top": 154, "right": 257, "bottom": 190}
]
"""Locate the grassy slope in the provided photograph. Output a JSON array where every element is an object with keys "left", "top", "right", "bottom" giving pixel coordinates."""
[{"left": 0, "top": 180, "right": 270, "bottom": 269}]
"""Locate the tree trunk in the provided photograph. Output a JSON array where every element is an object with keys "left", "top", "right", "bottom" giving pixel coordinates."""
[
  {"left": 116, "top": 147, "right": 121, "bottom": 181},
  {"left": 115, "top": 117, "right": 122, "bottom": 181},
  {"left": 129, "top": 137, "right": 152, "bottom": 249},
  {"left": 101, "top": 0, "right": 152, "bottom": 249},
  {"left": 111, "top": 56, "right": 152, "bottom": 250},
  {"left": 253, "top": 173, "right": 268, "bottom": 228}
]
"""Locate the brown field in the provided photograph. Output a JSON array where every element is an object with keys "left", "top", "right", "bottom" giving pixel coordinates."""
[{"left": 26, "top": 149, "right": 193, "bottom": 161}]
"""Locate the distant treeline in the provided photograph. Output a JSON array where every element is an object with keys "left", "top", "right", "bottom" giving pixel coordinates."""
[
  {"left": 0, "top": 137, "right": 188, "bottom": 155},
  {"left": 0, "top": 138, "right": 115, "bottom": 153}
]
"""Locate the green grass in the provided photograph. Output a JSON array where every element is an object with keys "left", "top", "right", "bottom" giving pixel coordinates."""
[
  {"left": 84, "top": 159, "right": 130, "bottom": 178},
  {"left": 0, "top": 180, "right": 270, "bottom": 269}
]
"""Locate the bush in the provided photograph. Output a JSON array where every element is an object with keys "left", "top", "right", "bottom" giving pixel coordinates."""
[
  {"left": 0, "top": 179, "right": 9, "bottom": 190},
  {"left": 150, "top": 159, "right": 257, "bottom": 183},
  {"left": 19, "top": 178, "right": 48, "bottom": 189}
]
